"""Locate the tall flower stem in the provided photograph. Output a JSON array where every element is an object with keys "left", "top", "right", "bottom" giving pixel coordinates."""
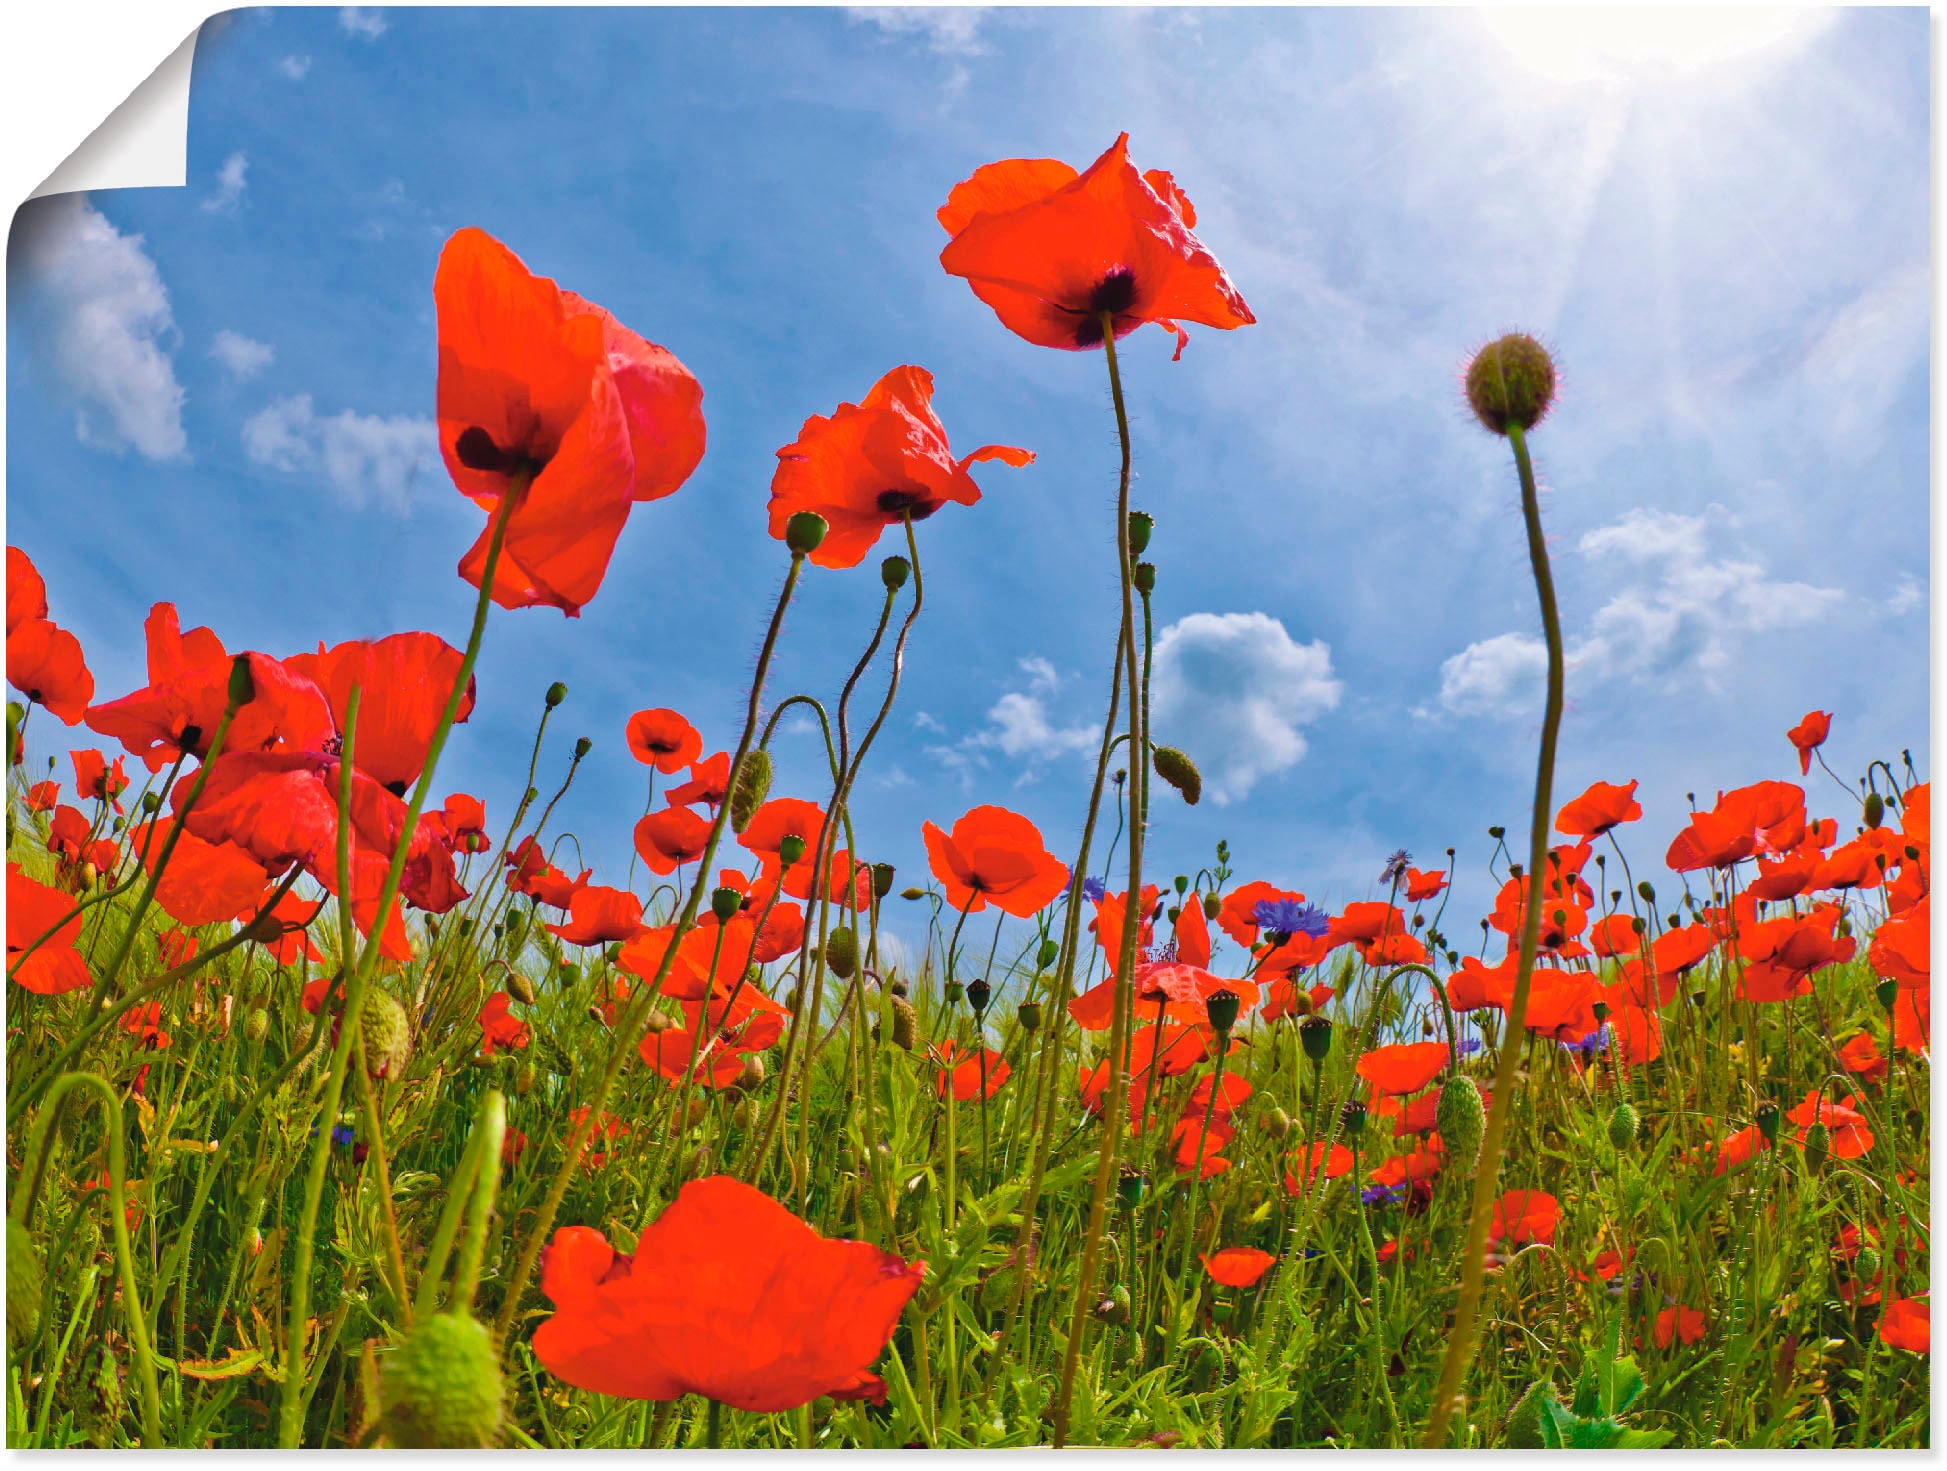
[
  {"left": 1052, "top": 312, "right": 1145, "bottom": 1448},
  {"left": 1419, "top": 419, "right": 1564, "bottom": 1447}
]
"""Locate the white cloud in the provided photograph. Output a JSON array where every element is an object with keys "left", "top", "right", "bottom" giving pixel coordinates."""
[
  {"left": 928, "top": 656, "right": 1096, "bottom": 784},
  {"left": 1796, "top": 261, "right": 1929, "bottom": 443},
  {"left": 209, "top": 330, "right": 273, "bottom": 381},
  {"left": 1435, "top": 508, "right": 1845, "bottom": 717},
  {"left": 241, "top": 394, "right": 437, "bottom": 512},
  {"left": 1885, "top": 576, "right": 1923, "bottom": 617},
  {"left": 202, "top": 152, "right": 248, "bottom": 213},
  {"left": 10, "top": 196, "right": 186, "bottom": 460},
  {"left": 847, "top": 7, "right": 988, "bottom": 55},
  {"left": 1434, "top": 632, "right": 1548, "bottom": 717},
  {"left": 340, "top": 7, "right": 387, "bottom": 38},
  {"left": 1149, "top": 612, "right": 1342, "bottom": 805},
  {"left": 277, "top": 54, "right": 313, "bottom": 80}
]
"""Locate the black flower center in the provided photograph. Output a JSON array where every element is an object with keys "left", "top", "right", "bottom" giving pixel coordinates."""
[
  {"left": 385, "top": 779, "right": 409, "bottom": 798},
  {"left": 1070, "top": 268, "right": 1140, "bottom": 346},
  {"left": 876, "top": 490, "right": 939, "bottom": 521},
  {"left": 455, "top": 425, "right": 549, "bottom": 479}
]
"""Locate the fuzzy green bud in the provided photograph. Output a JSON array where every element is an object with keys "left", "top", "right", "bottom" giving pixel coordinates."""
[
  {"left": 1802, "top": 1122, "right": 1831, "bottom": 1175},
  {"left": 900, "top": 886, "right": 926, "bottom": 901},
  {"left": 1465, "top": 332, "right": 1556, "bottom": 436},
  {"left": 1095, "top": 1284, "right": 1131, "bottom": 1325},
  {"left": 379, "top": 1312, "right": 506, "bottom": 1448},
  {"left": 1855, "top": 1245, "right": 1882, "bottom": 1283},
  {"left": 545, "top": 681, "right": 567, "bottom": 708},
  {"left": 1606, "top": 1101, "right": 1641, "bottom": 1152},
  {"left": 244, "top": 1008, "right": 269, "bottom": 1045},
  {"left": 1438, "top": 1076, "right": 1487, "bottom": 1175},
  {"left": 1262, "top": 1106, "right": 1293, "bottom": 1141},
  {"left": 889, "top": 995, "right": 918, "bottom": 1051},
  {"left": 943, "top": 979, "right": 964, "bottom": 1007},
  {"left": 1187, "top": 1339, "right": 1225, "bottom": 1393},
  {"left": 825, "top": 926, "right": 858, "bottom": 980},
  {"left": 1504, "top": 1381, "right": 1550, "bottom": 1449},
  {"left": 8, "top": 1220, "right": 41, "bottom": 1348},
  {"left": 1152, "top": 745, "right": 1202, "bottom": 806},
  {"left": 361, "top": 992, "right": 413, "bottom": 1080},
  {"left": 729, "top": 750, "right": 772, "bottom": 833},
  {"left": 1863, "top": 792, "right": 1884, "bottom": 830},
  {"left": 1037, "top": 938, "right": 1061, "bottom": 970},
  {"left": 785, "top": 511, "right": 828, "bottom": 556},
  {"left": 558, "top": 961, "right": 583, "bottom": 989},
  {"left": 506, "top": 970, "right": 537, "bottom": 1007},
  {"left": 573, "top": 736, "right": 592, "bottom": 760}
]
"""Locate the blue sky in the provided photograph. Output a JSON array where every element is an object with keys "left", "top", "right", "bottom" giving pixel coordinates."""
[{"left": 6, "top": 6, "right": 1928, "bottom": 956}]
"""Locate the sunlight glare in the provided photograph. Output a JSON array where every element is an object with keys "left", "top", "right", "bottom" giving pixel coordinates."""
[{"left": 1474, "top": 7, "right": 1836, "bottom": 86}]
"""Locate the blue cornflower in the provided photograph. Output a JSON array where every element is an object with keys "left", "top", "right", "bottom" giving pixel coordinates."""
[
  {"left": 1456, "top": 1036, "right": 1484, "bottom": 1056},
  {"left": 1081, "top": 877, "right": 1107, "bottom": 905},
  {"left": 1362, "top": 1182, "right": 1408, "bottom": 1206},
  {"left": 331, "top": 1123, "right": 356, "bottom": 1147},
  {"left": 1381, "top": 849, "right": 1412, "bottom": 886},
  {"left": 1561, "top": 1025, "right": 1611, "bottom": 1058},
  {"left": 1254, "top": 898, "right": 1330, "bottom": 940}
]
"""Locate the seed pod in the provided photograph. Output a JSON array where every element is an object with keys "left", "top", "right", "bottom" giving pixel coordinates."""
[
  {"left": 729, "top": 750, "right": 772, "bottom": 833},
  {"left": 1152, "top": 745, "right": 1202, "bottom": 806},
  {"left": 881, "top": 555, "right": 911, "bottom": 591},
  {"left": 379, "top": 1312, "right": 506, "bottom": 1448},
  {"left": 1606, "top": 1101, "right": 1641, "bottom": 1152},
  {"left": 1754, "top": 1101, "right": 1780, "bottom": 1144},
  {"left": 361, "top": 992, "right": 413, "bottom": 1081},
  {"left": 1299, "top": 1014, "right": 1333, "bottom": 1063},
  {"left": 1876, "top": 978, "right": 1900, "bottom": 1011},
  {"left": 825, "top": 926, "right": 858, "bottom": 980},
  {"left": 778, "top": 833, "right": 808, "bottom": 868},
  {"left": 943, "top": 980, "right": 964, "bottom": 1007},
  {"left": 966, "top": 977, "right": 991, "bottom": 1014},
  {"left": 1204, "top": 987, "right": 1240, "bottom": 1034},
  {"left": 1016, "top": 1001, "right": 1041, "bottom": 1032},
  {"left": 545, "top": 681, "right": 568, "bottom": 708},
  {"left": 710, "top": 886, "right": 743, "bottom": 922},
  {"left": 785, "top": 511, "right": 828, "bottom": 556},
  {"left": 1438, "top": 1077, "right": 1486, "bottom": 1176},
  {"left": 1133, "top": 562, "right": 1157, "bottom": 594},
  {"left": 872, "top": 862, "right": 895, "bottom": 898},
  {"left": 889, "top": 995, "right": 918, "bottom": 1051},
  {"left": 1864, "top": 792, "right": 1884, "bottom": 830},
  {"left": 1127, "top": 510, "right": 1154, "bottom": 555},
  {"left": 8, "top": 1220, "right": 41, "bottom": 1348},
  {"left": 573, "top": 737, "right": 592, "bottom": 760}
]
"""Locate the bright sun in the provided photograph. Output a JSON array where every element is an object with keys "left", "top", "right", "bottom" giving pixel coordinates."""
[{"left": 1473, "top": 6, "right": 1837, "bottom": 86}]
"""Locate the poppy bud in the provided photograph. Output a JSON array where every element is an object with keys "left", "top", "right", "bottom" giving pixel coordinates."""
[
  {"left": 1801, "top": 1122, "right": 1830, "bottom": 1175},
  {"left": 605, "top": 943, "right": 624, "bottom": 966},
  {"left": 779, "top": 833, "right": 808, "bottom": 868},
  {"left": 1117, "top": 1171, "right": 1147, "bottom": 1209},
  {"left": 1754, "top": 1102, "right": 1780, "bottom": 1145},
  {"left": 1128, "top": 511, "right": 1154, "bottom": 555},
  {"left": 640, "top": 1006, "right": 677, "bottom": 1035},
  {"left": 900, "top": 886, "right": 926, "bottom": 901},
  {"left": 1591, "top": 1000, "right": 1610, "bottom": 1024},
  {"left": 77, "top": 862, "right": 98, "bottom": 889},
  {"left": 1637, "top": 880, "right": 1656, "bottom": 904},
  {"left": 1094, "top": 1284, "right": 1131, "bottom": 1325},
  {"left": 361, "top": 992, "right": 413, "bottom": 1080},
  {"left": 732, "top": 1096, "right": 755, "bottom": 1130},
  {"left": 966, "top": 977, "right": 991, "bottom": 1014},
  {"left": 881, "top": 555, "right": 911, "bottom": 591},
  {"left": 524, "top": 786, "right": 539, "bottom": 806},
  {"left": 889, "top": 995, "right": 918, "bottom": 1051},
  {"left": 870, "top": 863, "right": 895, "bottom": 898},
  {"left": 1340, "top": 1100, "right": 1367, "bottom": 1139},
  {"left": 1487, "top": 825, "right": 1505, "bottom": 840},
  {"left": 1876, "top": 978, "right": 1899, "bottom": 1011},
  {"left": 1606, "top": 1102, "right": 1640, "bottom": 1152},
  {"left": 514, "top": 1060, "right": 536, "bottom": 1096},
  {"left": 507, "top": 971, "right": 536, "bottom": 1007},
  {"left": 1133, "top": 562, "right": 1157, "bottom": 594},
  {"left": 1037, "top": 938, "right": 1061, "bottom": 970},
  {"left": 1187, "top": 1339, "right": 1225, "bottom": 1392},
  {"left": 244, "top": 1008, "right": 269, "bottom": 1045},
  {"left": 889, "top": 978, "right": 909, "bottom": 997},
  {"left": 1153, "top": 745, "right": 1202, "bottom": 806},
  {"left": 1465, "top": 332, "right": 1556, "bottom": 437},
  {"left": 1855, "top": 1245, "right": 1882, "bottom": 1283},
  {"left": 1864, "top": 792, "right": 1884, "bottom": 830},
  {"left": 1299, "top": 1015, "right": 1332, "bottom": 1063},
  {"left": 378, "top": 1311, "right": 506, "bottom": 1448},
  {"left": 785, "top": 511, "right": 829, "bottom": 556},
  {"left": 8, "top": 1220, "right": 41, "bottom": 1349},
  {"left": 785, "top": 985, "right": 804, "bottom": 1011},
  {"left": 1205, "top": 987, "right": 1241, "bottom": 1035},
  {"left": 226, "top": 654, "right": 256, "bottom": 710},
  {"left": 737, "top": 1054, "right": 766, "bottom": 1090},
  {"left": 1436, "top": 1078, "right": 1485, "bottom": 1176},
  {"left": 826, "top": 926, "right": 858, "bottom": 980},
  {"left": 1167, "top": 905, "right": 1182, "bottom": 924},
  {"left": 559, "top": 961, "right": 583, "bottom": 988},
  {"left": 545, "top": 681, "right": 568, "bottom": 708},
  {"left": 1503, "top": 1381, "right": 1551, "bottom": 1449},
  {"left": 728, "top": 750, "right": 772, "bottom": 833},
  {"left": 573, "top": 737, "right": 592, "bottom": 760},
  {"left": 1262, "top": 1106, "right": 1293, "bottom": 1141},
  {"left": 710, "top": 886, "right": 743, "bottom": 922},
  {"left": 1016, "top": 1001, "right": 1041, "bottom": 1031}
]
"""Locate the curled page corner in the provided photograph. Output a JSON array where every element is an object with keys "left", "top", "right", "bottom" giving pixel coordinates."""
[{"left": 29, "top": 24, "right": 201, "bottom": 201}]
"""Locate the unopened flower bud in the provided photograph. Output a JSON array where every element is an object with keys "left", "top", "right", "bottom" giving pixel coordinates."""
[
  {"left": 507, "top": 971, "right": 536, "bottom": 1007},
  {"left": 785, "top": 511, "right": 828, "bottom": 556},
  {"left": 737, "top": 1053, "right": 767, "bottom": 1090},
  {"left": 1037, "top": 938, "right": 1061, "bottom": 970},
  {"left": 226, "top": 654, "right": 256, "bottom": 710},
  {"left": 7, "top": 1220, "right": 41, "bottom": 1348},
  {"left": 1637, "top": 880, "right": 1656, "bottom": 904},
  {"left": 710, "top": 887, "right": 743, "bottom": 922},
  {"left": 889, "top": 995, "right": 917, "bottom": 1051},
  {"left": 728, "top": 750, "right": 772, "bottom": 833},
  {"left": 1606, "top": 1101, "right": 1640, "bottom": 1152},
  {"left": 1262, "top": 1106, "right": 1293, "bottom": 1141},
  {"left": 900, "top": 886, "right": 926, "bottom": 901},
  {"left": 943, "top": 979, "right": 964, "bottom": 1007},
  {"left": 1802, "top": 1121, "right": 1830, "bottom": 1175},
  {"left": 1094, "top": 1284, "right": 1131, "bottom": 1325},
  {"left": 1127, "top": 510, "right": 1154, "bottom": 555},
  {"left": 379, "top": 1311, "right": 505, "bottom": 1448},
  {"left": 361, "top": 992, "right": 413, "bottom": 1080},
  {"left": 514, "top": 1060, "right": 536, "bottom": 1096},
  {"left": 1864, "top": 792, "right": 1884, "bottom": 830},
  {"left": 1439, "top": 1077, "right": 1486, "bottom": 1175},
  {"left": 872, "top": 862, "right": 895, "bottom": 898},
  {"left": 545, "top": 681, "right": 568, "bottom": 708},
  {"left": 1465, "top": 332, "right": 1556, "bottom": 436},
  {"left": 825, "top": 926, "right": 858, "bottom": 980},
  {"left": 573, "top": 737, "right": 592, "bottom": 760},
  {"left": 1855, "top": 1245, "right": 1882, "bottom": 1283},
  {"left": 778, "top": 833, "right": 808, "bottom": 868},
  {"left": 881, "top": 555, "right": 911, "bottom": 591},
  {"left": 244, "top": 1008, "right": 269, "bottom": 1045},
  {"left": 1152, "top": 745, "right": 1202, "bottom": 806},
  {"left": 558, "top": 961, "right": 582, "bottom": 988}
]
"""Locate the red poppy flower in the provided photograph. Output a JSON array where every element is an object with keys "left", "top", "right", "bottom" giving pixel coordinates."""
[
  {"left": 239, "top": 883, "right": 326, "bottom": 965},
  {"left": 431, "top": 792, "right": 490, "bottom": 853},
  {"left": 1078, "top": 1058, "right": 1150, "bottom": 1126},
  {"left": 533, "top": 1176, "right": 924, "bottom": 1411},
  {"left": 120, "top": 1001, "right": 171, "bottom": 1051},
  {"left": 934, "top": 1041, "right": 1011, "bottom": 1101},
  {"left": 1488, "top": 1189, "right": 1559, "bottom": 1246},
  {"left": 702, "top": 868, "right": 804, "bottom": 964},
  {"left": 7, "top": 864, "right": 90, "bottom": 994},
  {"left": 1555, "top": 779, "right": 1643, "bottom": 838},
  {"left": 1811, "top": 833, "right": 1888, "bottom": 893},
  {"left": 1356, "top": 1041, "right": 1449, "bottom": 1097},
  {"left": 1787, "top": 711, "right": 1832, "bottom": 775},
  {"left": 285, "top": 632, "right": 475, "bottom": 795},
  {"left": 25, "top": 780, "right": 57, "bottom": 812},
  {"left": 45, "top": 804, "right": 90, "bottom": 863},
  {"left": 1588, "top": 912, "right": 1643, "bottom": 959},
  {"left": 1880, "top": 1298, "right": 1929, "bottom": 1353},
  {"left": 922, "top": 805, "right": 1069, "bottom": 918},
  {"left": 1201, "top": 1246, "right": 1275, "bottom": 1288},
  {"left": 1652, "top": 923, "right": 1716, "bottom": 979},
  {"left": 1869, "top": 896, "right": 1929, "bottom": 989},
  {"left": 127, "top": 820, "right": 269, "bottom": 928},
  {"left": 505, "top": 836, "right": 591, "bottom": 909},
  {"left": 1091, "top": 884, "right": 1164, "bottom": 964},
  {"left": 626, "top": 709, "right": 702, "bottom": 773},
  {"left": 1403, "top": 868, "right": 1449, "bottom": 902},
  {"left": 478, "top": 991, "right": 529, "bottom": 1056},
  {"left": 1665, "top": 781, "right": 1806, "bottom": 872},
  {"left": 1652, "top": 1306, "right": 1708, "bottom": 1349},
  {"left": 546, "top": 884, "right": 646, "bottom": 946},
  {"left": 70, "top": 748, "right": 128, "bottom": 811},
  {"left": 1837, "top": 1031, "right": 1888, "bottom": 1080},
  {"left": 640, "top": 1025, "right": 746, "bottom": 1090},
  {"left": 1748, "top": 845, "right": 1820, "bottom": 902},
  {"left": 1133, "top": 1023, "right": 1210, "bottom": 1077},
  {"left": 740, "top": 796, "right": 826, "bottom": 864},
  {"left": 1172, "top": 891, "right": 1212, "bottom": 967},
  {"left": 1709, "top": 1124, "right": 1772, "bottom": 1177},
  {"left": 8, "top": 617, "right": 93, "bottom": 724},
  {"left": 618, "top": 921, "right": 754, "bottom": 1002},
  {"left": 1369, "top": 1137, "right": 1446, "bottom": 1189},
  {"left": 1284, "top": 1140, "right": 1353, "bottom": 1193},
  {"left": 1260, "top": 976, "right": 1334, "bottom": 1022},
  {"left": 435, "top": 228, "right": 705, "bottom": 615},
  {"left": 937, "top": 133, "right": 1255, "bottom": 359},
  {"left": 1487, "top": 872, "right": 1588, "bottom": 953},
  {"left": 1788, "top": 1089, "right": 1874, "bottom": 1158},
  {"left": 634, "top": 804, "right": 713, "bottom": 875},
  {"left": 1327, "top": 901, "right": 1409, "bottom": 951},
  {"left": 1172, "top": 1115, "right": 1234, "bottom": 1177},
  {"left": 768, "top": 366, "right": 1033, "bottom": 569},
  {"left": 1131, "top": 962, "right": 1259, "bottom": 1028},
  {"left": 1605, "top": 997, "right": 1663, "bottom": 1066},
  {"left": 154, "top": 928, "right": 198, "bottom": 971},
  {"left": 666, "top": 751, "right": 731, "bottom": 809},
  {"left": 8, "top": 547, "right": 48, "bottom": 635},
  {"left": 1736, "top": 906, "right": 1855, "bottom": 1002}
]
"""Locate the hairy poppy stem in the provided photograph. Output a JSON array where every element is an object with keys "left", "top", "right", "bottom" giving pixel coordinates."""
[
  {"left": 1052, "top": 310, "right": 1145, "bottom": 1448},
  {"left": 1419, "top": 420, "right": 1564, "bottom": 1448}
]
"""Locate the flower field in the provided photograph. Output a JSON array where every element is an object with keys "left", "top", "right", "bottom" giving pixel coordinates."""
[{"left": 3, "top": 131, "right": 1929, "bottom": 1449}]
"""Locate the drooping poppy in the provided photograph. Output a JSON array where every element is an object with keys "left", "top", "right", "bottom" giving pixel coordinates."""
[
  {"left": 478, "top": 991, "right": 529, "bottom": 1056},
  {"left": 1356, "top": 1041, "right": 1449, "bottom": 1097},
  {"left": 120, "top": 1001, "right": 171, "bottom": 1051},
  {"left": 922, "top": 804, "right": 1069, "bottom": 918},
  {"left": 666, "top": 751, "right": 731, "bottom": 810},
  {"left": 434, "top": 227, "right": 706, "bottom": 616},
  {"left": 1880, "top": 1298, "right": 1930, "bottom": 1353},
  {"left": 1488, "top": 1189, "right": 1559, "bottom": 1246},
  {"left": 1786, "top": 711, "right": 1832, "bottom": 776},
  {"left": 768, "top": 366, "right": 1033, "bottom": 569},
  {"left": 634, "top": 805, "right": 713, "bottom": 875},
  {"left": 8, "top": 617, "right": 93, "bottom": 725},
  {"left": 533, "top": 1175, "right": 925, "bottom": 1411},
  {"left": 937, "top": 133, "right": 1255, "bottom": 360},
  {"left": 285, "top": 632, "right": 476, "bottom": 795},
  {"left": 933, "top": 1041, "right": 1011, "bottom": 1101},
  {"left": 1201, "top": 1246, "right": 1275, "bottom": 1288},
  {"left": 625, "top": 709, "right": 702, "bottom": 774},
  {"left": 7, "top": 547, "right": 47, "bottom": 635},
  {"left": 1555, "top": 779, "right": 1643, "bottom": 838},
  {"left": 70, "top": 748, "right": 128, "bottom": 811},
  {"left": 7, "top": 864, "right": 90, "bottom": 994},
  {"left": 545, "top": 884, "right": 646, "bottom": 946}
]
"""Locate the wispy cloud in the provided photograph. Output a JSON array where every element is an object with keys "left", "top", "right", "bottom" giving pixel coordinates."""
[
  {"left": 929, "top": 656, "right": 1095, "bottom": 785},
  {"left": 10, "top": 197, "right": 186, "bottom": 460},
  {"left": 1149, "top": 612, "right": 1342, "bottom": 805},
  {"left": 201, "top": 151, "right": 249, "bottom": 213},
  {"left": 277, "top": 54, "right": 313, "bottom": 80},
  {"left": 339, "top": 7, "right": 387, "bottom": 40},
  {"left": 846, "top": 7, "right": 988, "bottom": 55},
  {"left": 209, "top": 330, "right": 274, "bottom": 381},
  {"left": 241, "top": 394, "right": 437, "bottom": 512}
]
